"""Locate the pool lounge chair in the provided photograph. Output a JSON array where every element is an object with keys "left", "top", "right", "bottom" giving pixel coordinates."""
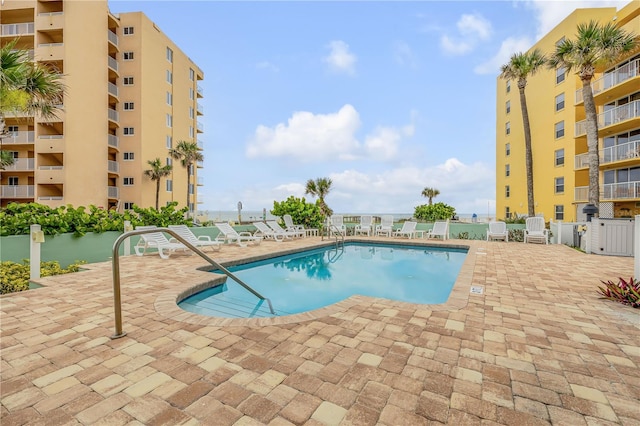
[
  {"left": 393, "top": 221, "right": 419, "bottom": 239},
  {"left": 253, "top": 221, "right": 290, "bottom": 242},
  {"left": 134, "top": 226, "right": 191, "bottom": 259},
  {"left": 283, "top": 214, "right": 305, "bottom": 234},
  {"left": 267, "top": 220, "right": 304, "bottom": 238},
  {"left": 168, "top": 224, "right": 222, "bottom": 251},
  {"left": 215, "top": 222, "right": 262, "bottom": 247},
  {"left": 375, "top": 215, "right": 394, "bottom": 237},
  {"left": 524, "top": 217, "right": 548, "bottom": 244},
  {"left": 354, "top": 215, "right": 374, "bottom": 236},
  {"left": 329, "top": 215, "right": 347, "bottom": 236},
  {"left": 427, "top": 220, "right": 449, "bottom": 240},
  {"left": 486, "top": 221, "right": 508, "bottom": 242}
]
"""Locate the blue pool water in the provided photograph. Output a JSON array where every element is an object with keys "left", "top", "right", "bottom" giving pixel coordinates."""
[{"left": 179, "top": 243, "right": 467, "bottom": 318}]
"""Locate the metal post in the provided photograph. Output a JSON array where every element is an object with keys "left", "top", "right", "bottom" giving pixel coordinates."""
[{"left": 30, "top": 224, "right": 43, "bottom": 280}]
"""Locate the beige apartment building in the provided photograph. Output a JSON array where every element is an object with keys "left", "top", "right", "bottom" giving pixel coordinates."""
[
  {"left": 496, "top": 1, "right": 639, "bottom": 222},
  {"left": 1, "top": 0, "right": 204, "bottom": 213}
]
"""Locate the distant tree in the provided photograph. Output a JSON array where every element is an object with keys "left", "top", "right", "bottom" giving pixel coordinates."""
[
  {"left": 169, "top": 140, "right": 203, "bottom": 212},
  {"left": 305, "top": 177, "right": 333, "bottom": 217},
  {"left": 421, "top": 187, "right": 440, "bottom": 206},
  {"left": 414, "top": 202, "right": 456, "bottom": 222},
  {"left": 499, "top": 49, "right": 546, "bottom": 218},
  {"left": 143, "top": 158, "right": 172, "bottom": 210},
  {"left": 548, "top": 20, "right": 638, "bottom": 208}
]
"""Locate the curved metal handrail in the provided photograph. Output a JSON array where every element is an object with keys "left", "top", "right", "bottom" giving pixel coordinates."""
[{"left": 111, "top": 227, "right": 275, "bottom": 339}]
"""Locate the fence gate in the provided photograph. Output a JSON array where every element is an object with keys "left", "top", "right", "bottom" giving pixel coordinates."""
[{"left": 591, "top": 218, "right": 634, "bottom": 256}]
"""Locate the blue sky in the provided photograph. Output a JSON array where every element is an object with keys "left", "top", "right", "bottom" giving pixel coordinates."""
[{"left": 110, "top": 0, "right": 627, "bottom": 215}]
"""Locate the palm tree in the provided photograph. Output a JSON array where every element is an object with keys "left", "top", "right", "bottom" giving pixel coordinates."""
[
  {"left": 421, "top": 187, "right": 440, "bottom": 205},
  {"left": 1, "top": 40, "right": 64, "bottom": 167},
  {"left": 499, "top": 49, "right": 546, "bottom": 218},
  {"left": 143, "top": 158, "right": 172, "bottom": 210},
  {"left": 169, "top": 140, "right": 203, "bottom": 212},
  {"left": 305, "top": 177, "right": 333, "bottom": 217},
  {"left": 548, "top": 21, "right": 637, "bottom": 208},
  {"left": 0, "top": 151, "right": 15, "bottom": 170}
]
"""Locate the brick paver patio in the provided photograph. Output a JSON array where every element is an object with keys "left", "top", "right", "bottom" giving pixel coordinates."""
[{"left": 1, "top": 236, "right": 638, "bottom": 425}]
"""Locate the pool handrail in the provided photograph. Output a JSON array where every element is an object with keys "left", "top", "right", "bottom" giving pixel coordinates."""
[{"left": 110, "top": 227, "right": 275, "bottom": 339}]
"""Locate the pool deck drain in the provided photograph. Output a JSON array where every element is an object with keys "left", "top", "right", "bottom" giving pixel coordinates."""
[{"left": 1, "top": 236, "right": 638, "bottom": 425}]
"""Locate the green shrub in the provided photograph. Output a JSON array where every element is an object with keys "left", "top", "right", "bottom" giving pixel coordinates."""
[
  {"left": 414, "top": 202, "right": 456, "bottom": 222},
  {"left": 0, "top": 260, "right": 86, "bottom": 294},
  {"left": 271, "top": 196, "right": 325, "bottom": 229},
  {"left": 508, "top": 229, "right": 524, "bottom": 242},
  {"left": 598, "top": 277, "right": 639, "bottom": 308}
]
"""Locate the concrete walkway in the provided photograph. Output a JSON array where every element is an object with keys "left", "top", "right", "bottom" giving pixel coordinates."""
[{"left": 1, "top": 236, "right": 638, "bottom": 425}]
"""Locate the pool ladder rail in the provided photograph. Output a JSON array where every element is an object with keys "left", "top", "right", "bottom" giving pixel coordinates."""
[
  {"left": 323, "top": 221, "right": 345, "bottom": 248},
  {"left": 110, "top": 227, "right": 276, "bottom": 339}
]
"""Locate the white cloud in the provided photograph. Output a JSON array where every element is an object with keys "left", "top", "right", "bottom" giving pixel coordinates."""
[
  {"left": 440, "top": 13, "right": 493, "bottom": 56},
  {"left": 324, "top": 40, "right": 357, "bottom": 75},
  {"left": 440, "top": 35, "right": 473, "bottom": 56},
  {"left": 364, "top": 127, "right": 401, "bottom": 161},
  {"left": 256, "top": 61, "right": 279, "bottom": 72},
  {"left": 474, "top": 36, "right": 533, "bottom": 75},
  {"left": 457, "top": 13, "right": 492, "bottom": 40},
  {"left": 393, "top": 41, "right": 417, "bottom": 67}
]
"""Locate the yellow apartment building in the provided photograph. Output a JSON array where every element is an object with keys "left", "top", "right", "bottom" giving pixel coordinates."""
[
  {"left": 496, "top": 1, "right": 639, "bottom": 222},
  {"left": 0, "top": 0, "right": 204, "bottom": 213}
]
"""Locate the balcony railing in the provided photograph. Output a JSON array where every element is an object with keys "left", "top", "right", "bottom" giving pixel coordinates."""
[
  {"left": 1, "top": 131, "right": 34, "bottom": 144},
  {"left": 108, "top": 160, "right": 119, "bottom": 173},
  {"left": 1, "top": 185, "right": 34, "bottom": 198},
  {"left": 574, "top": 153, "right": 589, "bottom": 169},
  {"left": 38, "top": 165, "right": 63, "bottom": 170},
  {"left": 108, "top": 56, "right": 118, "bottom": 72},
  {"left": 108, "top": 108, "right": 119, "bottom": 122},
  {"left": 575, "top": 100, "right": 640, "bottom": 136},
  {"left": 108, "top": 82, "right": 118, "bottom": 97},
  {"left": 603, "top": 181, "right": 640, "bottom": 200},
  {"left": 39, "top": 134, "right": 63, "bottom": 139},
  {"left": 38, "top": 42, "right": 63, "bottom": 47},
  {"left": 196, "top": 121, "right": 203, "bottom": 132},
  {"left": 575, "top": 186, "right": 588, "bottom": 202},
  {"left": 197, "top": 102, "right": 203, "bottom": 114},
  {"left": 108, "top": 134, "right": 119, "bottom": 148},
  {"left": 197, "top": 176, "right": 204, "bottom": 186},
  {"left": 602, "top": 140, "right": 640, "bottom": 164},
  {"left": 108, "top": 30, "right": 118, "bottom": 47},
  {"left": 197, "top": 160, "right": 204, "bottom": 168},
  {"left": 3, "top": 158, "right": 35, "bottom": 171},
  {"left": 575, "top": 58, "right": 640, "bottom": 104},
  {"left": 38, "top": 12, "right": 64, "bottom": 17},
  {"left": 1, "top": 22, "right": 35, "bottom": 36},
  {"left": 196, "top": 85, "right": 203, "bottom": 97},
  {"left": 38, "top": 196, "right": 63, "bottom": 201},
  {"left": 108, "top": 186, "right": 119, "bottom": 198},
  {"left": 10, "top": 49, "right": 34, "bottom": 60},
  {"left": 197, "top": 139, "right": 204, "bottom": 150}
]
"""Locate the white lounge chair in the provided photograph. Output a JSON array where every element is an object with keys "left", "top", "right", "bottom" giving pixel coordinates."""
[
  {"left": 486, "top": 221, "right": 508, "bottom": 242},
  {"left": 524, "top": 217, "right": 548, "bottom": 244},
  {"left": 283, "top": 214, "right": 305, "bottom": 234},
  {"left": 167, "top": 224, "right": 222, "bottom": 251},
  {"left": 354, "top": 215, "right": 374, "bottom": 236},
  {"left": 134, "top": 226, "right": 190, "bottom": 259},
  {"left": 427, "top": 220, "right": 449, "bottom": 240},
  {"left": 214, "top": 222, "right": 262, "bottom": 247},
  {"left": 267, "top": 220, "right": 303, "bottom": 238},
  {"left": 375, "top": 215, "right": 394, "bottom": 237},
  {"left": 329, "top": 215, "right": 347, "bottom": 236},
  {"left": 393, "top": 221, "right": 418, "bottom": 239},
  {"left": 253, "top": 221, "right": 289, "bottom": 242}
]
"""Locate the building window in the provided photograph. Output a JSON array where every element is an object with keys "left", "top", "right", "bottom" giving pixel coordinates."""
[
  {"left": 189, "top": 68, "right": 195, "bottom": 81},
  {"left": 189, "top": 126, "right": 194, "bottom": 138},
  {"left": 123, "top": 77, "right": 134, "bottom": 85},
  {"left": 166, "top": 157, "right": 172, "bottom": 166},
  {"left": 189, "top": 183, "right": 194, "bottom": 194},
  {"left": 189, "top": 164, "right": 195, "bottom": 176},
  {"left": 8, "top": 176, "right": 19, "bottom": 186},
  {"left": 505, "top": 100, "right": 510, "bottom": 114},
  {"left": 166, "top": 179, "right": 172, "bottom": 192},
  {"left": 166, "top": 47, "right": 173, "bottom": 63},
  {"left": 189, "top": 106, "right": 194, "bottom": 119},
  {"left": 7, "top": 125, "right": 18, "bottom": 133},
  {"left": 123, "top": 52, "right": 134, "bottom": 61},
  {"left": 555, "top": 149, "right": 565, "bottom": 166},
  {"left": 166, "top": 92, "right": 172, "bottom": 106},
  {"left": 555, "top": 205, "right": 564, "bottom": 220},
  {"left": 505, "top": 121, "right": 510, "bottom": 135},
  {"left": 123, "top": 152, "right": 134, "bottom": 160},
  {"left": 123, "top": 177, "right": 134, "bottom": 186},
  {"left": 123, "top": 202, "right": 134, "bottom": 210},
  {"left": 166, "top": 135, "right": 172, "bottom": 149},
  {"left": 505, "top": 164, "right": 510, "bottom": 177},
  {"left": 123, "top": 127, "right": 134, "bottom": 135},
  {"left": 555, "top": 121, "right": 565, "bottom": 139},
  {"left": 123, "top": 27, "right": 134, "bottom": 35},
  {"left": 506, "top": 80, "right": 511, "bottom": 93},
  {"left": 189, "top": 88, "right": 194, "bottom": 100},
  {"left": 555, "top": 177, "right": 564, "bottom": 193},
  {"left": 505, "top": 207, "right": 511, "bottom": 219},
  {"left": 556, "top": 67, "right": 566, "bottom": 84},
  {"left": 555, "top": 93, "right": 565, "bottom": 111},
  {"left": 166, "top": 70, "right": 172, "bottom": 84},
  {"left": 505, "top": 185, "right": 510, "bottom": 198},
  {"left": 556, "top": 36, "right": 565, "bottom": 46},
  {"left": 166, "top": 114, "right": 172, "bottom": 128},
  {"left": 505, "top": 143, "right": 510, "bottom": 156},
  {"left": 123, "top": 102, "right": 134, "bottom": 110}
]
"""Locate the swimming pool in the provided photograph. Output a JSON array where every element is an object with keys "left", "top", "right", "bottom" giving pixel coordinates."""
[{"left": 179, "top": 242, "right": 467, "bottom": 318}]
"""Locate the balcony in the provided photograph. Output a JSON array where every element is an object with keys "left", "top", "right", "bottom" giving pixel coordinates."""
[
  {"left": 108, "top": 108, "right": 119, "bottom": 124},
  {"left": 108, "top": 56, "right": 118, "bottom": 73},
  {"left": 197, "top": 176, "right": 204, "bottom": 186},
  {"left": 36, "top": 42, "right": 64, "bottom": 61},
  {"left": 108, "top": 186, "right": 119, "bottom": 199},
  {"left": 196, "top": 121, "right": 203, "bottom": 133},
  {"left": 197, "top": 139, "right": 204, "bottom": 150},
  {"left": 108, "top": 160, "right": 119, "bottom": 173},
  {"left": 197, "top": 159, "right": 204, "bottom": 168},
  {"left": 3, "top": 158, "right": 35, "bottom": 171},
  {"left": 36, "top": 12, "right": 64, "bottom": 30},
  {"left": 37, "top": 166, "right": 64, "bottom": 184},
  {"left": 197, "top": 102, "right": 203, "bottom": 115},
  {"left": 1, "top": 185, "right": 34, "bottom": 198},
  {"left": 108, "top": 82, "right": 119, "bottom": 98},
  {"left": 1, "top": 131, "right": 34, "bottom": 144},
  {"left": 574, "top": 153, "right": 590, "bottom": 170},
  {"left": 1, "top": 22, "right": 35, "bottom": 36},
  {"left": 603, "top": 181, "right": 640, "bottom": 200},
  {"left": 108, "top": 30, "right": 118, "bottom": 48},
  {"left": 575, "top": 100, "right": 640, "bottom": 137},
  {"left": 575, "top": 58, "right": 640, "bottom": 104},
  {"left": 575, "top": 186, "right": 588, "bottom": 202},
  {"left": 196, "top": 84, "right": 203, "bottom": 98},
  {"left": 108, "top": 134, "right": 119, "bottom": 149},
  {"left": 602, "top": 140, "right": 640, "bottom": 165}
]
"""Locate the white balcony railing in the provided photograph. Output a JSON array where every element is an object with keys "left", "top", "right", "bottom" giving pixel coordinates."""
[
  {"left": 575, "top": 58, "right": 640, "bottom": 104},
  {"left": 196, "top": 85, "right": 203, "bottom": 97},
  {"left": 38, "top": 196, "right": 63, "bottom": 201},
  {"left": 197, "top": 139, "right": 204, "bottom": 150},
  {"left": 603, "top": 181, "right": 640, "bottom": 200},
  {"left": 197, "top": 102, "right": 203, "bottom": 114},
  {"left": 1, "top": 22, "right": 35, "bottom": 36},
  {"left": 574, "top": 153, "right": 590, "bottom": 169},
  {"left": 574, "top": 186, "right": 588, "bottom": 202},
  {"left": 108, "top": 30, "right": 118, "bottom": 47},
  {"left": 602, "top": 140, "right": 640, "bottom": 164},
  {"left": 108, "top": 108, "right": 119, "bottom": 122},
  {"left": 196, "top": 121, "right": 203, "bottom": 132},
  {"left": 108, "top": 134, "right": 119, "bottom": 148},
  {"left": 108, "top": 160, "right": 119, "bottom": 173},
  {"left": 197, "top": 176, "right": 204, "bottom": 186},
  {"left": 3, "top": 158, "right": 35, "bottom": 171},
  {"left": 108, "top": 56, "right": 118, "bottom": 72},
  {"left": 39, "top": 134, "right": 63, "bottom": 139},
  {"left": 1, "top": 185, "right": 34, "bottom": 198},
  {"left": 108, "top": 82, "right": 118, "bottom": 97},
  {"left": 1, "top": 131, "right": 34, "bottom": 144},
  {"left": 38, "top": 12, "right": 64, "bottom": 17},
  {"left": 38, "top": 42, "right": 63, "bottom": 47},
  {"left": 108, "top": 186, "right": 119, "bottom": 198},
  {"left": 575, "top": 100, "right": 640, "bottom": 136},
  {"left": 38, "top": 165, "right": 63, "bottom": 170}
]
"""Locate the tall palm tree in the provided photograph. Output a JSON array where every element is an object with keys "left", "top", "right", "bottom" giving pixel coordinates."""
[
  {"left": 548, "top": 20, "right": 637, "bottom": 208},
  {"left": 143, "top": 158, "right": 172, "bottom": 210},
  {"left": 1, "top": 40, "right": 64, "bottom": 166},
  {"left": 499, "top": 49, "right": 546, "bottom": 218},
  {"left": 169, "top": 140, "right": 203, "bottom": 212},
  {"left": 421, "top": 187, "right": 440, "bottom": 205},
  {"left": 305, "top": 177, "right": 333, "bottom": 217}
]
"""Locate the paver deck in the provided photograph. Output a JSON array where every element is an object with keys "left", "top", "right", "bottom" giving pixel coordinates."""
[{"left": 1, "top": 236, "right": 638, "bottom": 425}]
